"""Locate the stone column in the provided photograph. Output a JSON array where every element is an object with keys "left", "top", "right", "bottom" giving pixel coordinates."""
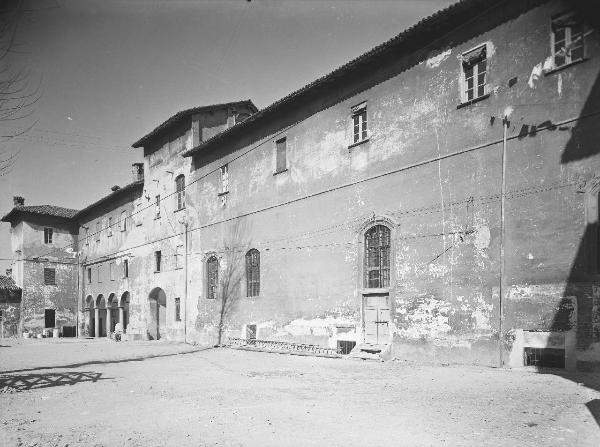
[
  {"left": 106, "top": 308, "right": 112, "bottom": 337},
  {"left": 94, "top": 308, "right": 100, "bottom": 338},
  {"left": 119, "top": 307, "right": 125, "bottom": 327}
]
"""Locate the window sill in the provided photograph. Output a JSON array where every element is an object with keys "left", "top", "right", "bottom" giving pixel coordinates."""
[
  {"left": 154, "top": 215, "right": 161, "bottom": 220},
  {"left": 174, "top": 207, "right": 186, "bottom": 213},
  {"left": 154, "top": 270, "right": 161, "bottom": 274},
  {"left": 348, "top": 138, "right": 370, "bottom": 150},
  {"left": 273, "top": 169, "right": 288, "bottom": 176},
  {"left": 456, "top": 93, "right": 490, "bottom": 109},
  {"left": 217, "top": 191, "right": 229, "bottom": 197},
  {"left": 544, "top": 58, "right": 588, "bottom": 76},
  {"left": 361, "top": 288, "right": 390, "bottom": 295}
]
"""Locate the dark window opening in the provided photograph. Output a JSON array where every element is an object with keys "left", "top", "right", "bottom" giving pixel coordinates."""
[
  {"left": 44, "top": 227, "right": 53, "bottom": 244},
  {"left": 87, "top": 268, "right": 92, "bottom": 284},
  {"left": 123, "top": 259, "right": 129, "bottom": 278},
  {"left": 175, "top": 297, "right": 181, "bottom": 321},
  {"left": 245, "top": 249, "right": 260, "bottom": 297},
  {"left": 337, "top": 340, "right": 356, "bottom": 355},
  {"left": 524, "top": 347, "right": 565, "bottom": 368},
  {"left": 364, "top": 225, "right": 391, "bottom": 288},
  {"left": 44, "top": 309, "right": 55, "bottom": 328},
  {"left": 275, "top": 138, "right": 287, "bottom": 173},
  {"left": 155, "top": 251, "right": 162, "bottom": 272},
  {"left": 44, "top": 268, "right": 56, "bottom": 285},
  {"left": 207, "top": 256, "right": 218, "bottom": 299},
  {"left": 175, "top": 175, "right": 186, "bottom": 210},
  {"left": 246, "top": 324, "right": 257, "bottom": 340}
]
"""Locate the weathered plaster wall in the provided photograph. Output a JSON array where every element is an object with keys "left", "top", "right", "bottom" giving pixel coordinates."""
[
  {"left": 184, "top": 0, "right": 600, "bottom": 367},
  {"left": 16, "top": 218, "right": 78, "bottom": 333}
]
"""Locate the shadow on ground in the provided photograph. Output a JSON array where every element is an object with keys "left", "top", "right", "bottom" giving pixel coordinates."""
[
  {"left": 0, "top": 371, "right": 111, "bottom": 392},
  {"left": 0, "top": 345, "right": 211, "bottom": 375}
]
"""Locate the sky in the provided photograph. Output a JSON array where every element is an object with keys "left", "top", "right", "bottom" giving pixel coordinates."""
[{"left": 0, "top": 0, "right": 455, "bottom": 272}]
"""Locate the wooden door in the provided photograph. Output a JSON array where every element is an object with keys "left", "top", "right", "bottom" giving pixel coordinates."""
[{"left": 363, "top": 294, "right": 390, "bottom": 345}]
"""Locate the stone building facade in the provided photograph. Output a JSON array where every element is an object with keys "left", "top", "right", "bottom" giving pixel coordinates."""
[
  {"left": 3, "top": 0, "right": 600, "bottom": 370},
  {"left": 1, "top": 198, "right": 79, "bottom": 336}
]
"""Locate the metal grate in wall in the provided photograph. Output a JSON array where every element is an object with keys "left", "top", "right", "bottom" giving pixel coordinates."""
[
  {"left": 524, "top": 347, "right": 565, "bottom": 368},
  {"left": 337, "top": 340, "right": 356, "bottom": 355}
]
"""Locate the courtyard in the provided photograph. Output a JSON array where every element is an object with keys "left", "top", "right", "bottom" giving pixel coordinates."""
[{"left": 1, "top": 339, "right": 599, "bottom": 447}]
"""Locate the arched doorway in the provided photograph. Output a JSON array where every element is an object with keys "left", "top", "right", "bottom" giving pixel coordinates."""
[
  {"left": 148, "top": 288, "right": 166, "bottom": 340},
  {"left": 84, "top": 295, "right": 93, "bottom": 337},
  {"left": 95, "top": 294, "right": 106, "bottom": 337},
  {"left": 120, "top": 291, "right": 130, "bottom": 332},
  {"left": 107, "top": 293, "right": 118, "bottom": 334}
]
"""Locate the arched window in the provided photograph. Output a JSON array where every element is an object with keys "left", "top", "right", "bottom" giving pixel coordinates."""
[
  {"left": 245, "top": 249, "right": 260, "bottom": 297},
  {"left": 364, "top": 225, "right": 391, "bottom": 288},
  {"left": 175, "top": 174, "right": 185, "bottom": 210},
  {"left": 207, "top": 256, "right": 218, "bottom": 299}
]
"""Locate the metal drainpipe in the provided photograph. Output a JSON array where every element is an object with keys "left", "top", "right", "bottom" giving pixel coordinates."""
[
  {"left": 499, "top": 116, "right": 509, "bottom": 367},
  {"left": 76, "top": 251, "right": 80, "bottom": 338},
  {"left": 184, "top": 221, "right": 188, "bottom": 344}
]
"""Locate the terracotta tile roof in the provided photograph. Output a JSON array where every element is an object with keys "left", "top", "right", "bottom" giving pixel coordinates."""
[
  {"left": 132, "top": 100, "right": 258, "bottom": 148},
  {"left": 0, "top": 275, "right": 20, "bottom": 292},
  {"left": 182, "top": 0, "right": 545, "bottom": 158},
  {"left": 74, "top": 180, "right": 144, "bottom": 220},
  {"left": 1, "top": 204, "right": 79, "bottom": 224}
]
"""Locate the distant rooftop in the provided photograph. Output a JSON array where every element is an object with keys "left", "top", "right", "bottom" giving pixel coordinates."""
[
  {"left": 131, "top": 100, "right": 258, "bottom": 148},
  {"left": 0, "top": 275, "right": 20, "bottom": 292},
  {"left": 74, "top": 180, "right": 144, "bottom": 220},
  {"left": 1, "top": 205, "right": 79, "bottom": 224}
]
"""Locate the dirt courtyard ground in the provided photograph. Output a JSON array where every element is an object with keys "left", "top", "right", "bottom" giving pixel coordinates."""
[{"left": 1, "top": 339, "right": 599, "bottom": 447}]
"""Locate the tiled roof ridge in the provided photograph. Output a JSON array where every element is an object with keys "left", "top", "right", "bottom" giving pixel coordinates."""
[{"left": 131, "top": 99, "right": 258, "bottom": 148}]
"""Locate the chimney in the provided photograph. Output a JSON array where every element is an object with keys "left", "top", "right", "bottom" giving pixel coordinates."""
[
  {"left": 5, "top": 268, "right": 12, "bottom": 277},
  {"left": 111, "top": 185, "right": 120, "bottom": 192},
  {"left": 13, "top": 196, "right": 24, "bottom": 207},
  {"left": 132, "top": 163, "right": 144, "bottom": 182}
]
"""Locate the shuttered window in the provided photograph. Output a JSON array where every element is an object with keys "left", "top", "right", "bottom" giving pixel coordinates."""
[
  {"left": 43, "top": 268, "right": 56, "bottom": 285},
  {"left": 275, "top": 138, "right": 287, "bottom": 173},
  {"left": 175, "top": 175, "right": 185, "bottom": 210}
]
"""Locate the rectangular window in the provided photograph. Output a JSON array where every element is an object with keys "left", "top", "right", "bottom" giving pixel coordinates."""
[
  {"left": 175, "top": 245, "right": 183, "bottom": 269},
  {"left": 87, "top": 267, "right": 92, "bottom": 284},
  {"left": 109, "top": 262, "right": 115, "bottom": 281},
  {"left": 43, "top": 268, "right": 56, "bottom": 285},
  {"left": 461, "top": 45, "right": 487, "bottom": 103},
  {"left": 155, "top": 250, "right": 162, "bottom": 272},
  {"left": 351, "top": 102, "right": 368, "bottom": 144},
  {"left": 552, "top": 12, "right": 584, "bottom": 69},
  {"left": 85, "top": 227, "right": 89, "bottom": 246},
  {"left": 44, "top": 228, "right": 53, "bottom": 244},
  {"left": 107, "top": 217, "right": 113, "bottom": 237},
  {"left": 120, "top": 211, "right": 127, "bottom": 232},
  {"left": 175, "top": 175, "right": 186, "bottom": 210},
  {"left": 275, "top": 137, "right": 287, "bottom": 173},
  {"left": 175, "top": 297, "right": 181, "bottom": 321},
  {"left": 96, "top": 221, "right": 101, "bottom": 242},
  {"left": 44, "top": 309, "right": 55, "bottom": 328},
  {"left": 134, "top": 199, "right": 143, "bottom": 226},
  {"left": 123, "top": 259, "right": 129, "bottom": 278},
  {"left": 98, "top": 265, "right": 102, "bottom": 283},
  {"left": 155, "top": 195, "right": 161, "bottom": 218},
  {"left": 220, "top": 164, "right": 229, "bottom": 193}
]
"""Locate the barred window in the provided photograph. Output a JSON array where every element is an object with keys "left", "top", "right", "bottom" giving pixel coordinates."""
[
  {"left": 364, "top": 225, "right": 391, "bottom": 289},
  {"left": 175, "top": 297, "right": 181, "bottom": 321},
  {"left": 246, "top": 249, "right": 260, "bottom": 297},
  {"left": 207, "top": 256, "right": 218, "bottom": 299},
  {"left": 175, "top": 175, "right": 185, "bottom": 210},
  {"left": 44, "top": 268, "right": 56, "bottom": 285}
]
